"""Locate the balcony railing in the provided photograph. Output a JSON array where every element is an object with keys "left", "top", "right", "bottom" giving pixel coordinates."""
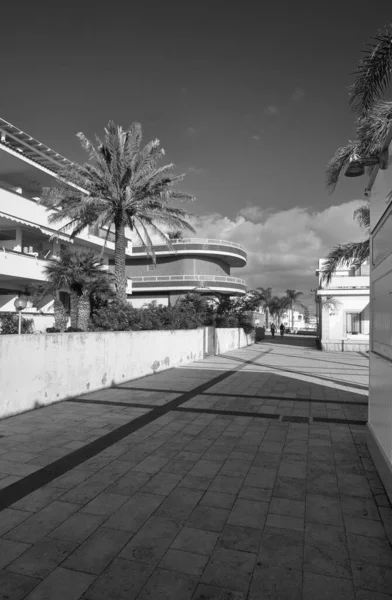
[
  {"left": 131, "top": 274, "right": 246, "bottom": 285},
  {"left": 132, "top": 238, "right": 246, "bottom": 255},
  {"left": 0, "top": 247, "right": 48, "bottom": 281},
  {"left": 323, "top": 275, "right": 370, "bottom": 290}
]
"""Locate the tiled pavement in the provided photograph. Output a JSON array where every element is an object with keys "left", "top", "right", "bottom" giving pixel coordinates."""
[{"left": 0, "top": 335, "right": 391, "bottom": 599}]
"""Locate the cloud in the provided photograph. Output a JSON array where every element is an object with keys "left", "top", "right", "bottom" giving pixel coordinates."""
[
  {"left": 292, "top": 88, "right": 305, "bottom": 101},
  {"left": 190, "top": 200, "right": 367, "bottom": 303},
  {"left": 185, "top": 126, "right": 196, "bottom": 136},
  {"left": 263, "top": 105, "right": 279, "bottom": 116},
  {"left": 251, "top": 134, "right": 261, "bottom": 141}
]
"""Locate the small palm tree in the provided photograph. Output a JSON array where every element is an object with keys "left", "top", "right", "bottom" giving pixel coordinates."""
[
  {"left": 256, "top": 287, "right": 272, "bottom": 327},
  {"left": 43, "top": 248, "right": 113, "bottom": 331},
  {"left": 285, "top": 289, "right": 303, "bottom": 330},
  {"left": 321, "top": 204, "right": 370, "bottom": 283},
  {"left": 167, "top": 230, "right": 184, "bottom": 240},
  {"left": 41, "top": 121, "right": 196, "bottom": 303}
]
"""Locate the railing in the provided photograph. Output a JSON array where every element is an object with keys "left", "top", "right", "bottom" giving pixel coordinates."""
[
  {"left": 132, "top": 238, "right": 246, "bottom": 252},
  {"left": 0, "top": 247, "right": 48, "bottom": 280},
  {"left": 324, "top": 275, "right": 370, "bottom": 290},
  {"left": 131, "top": 274, "right": 246, "bottom": 285}
]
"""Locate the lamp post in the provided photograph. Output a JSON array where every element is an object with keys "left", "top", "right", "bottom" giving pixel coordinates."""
[
  {"left": 14, "top": 296, "right": 28, "bottom": 334},
  {"left": 345, "top": 149, "right": 389, "bottom": 178}
]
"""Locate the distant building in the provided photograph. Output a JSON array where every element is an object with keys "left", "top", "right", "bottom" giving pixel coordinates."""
[{"left": 315, "top": 258, "right": 370, "bottom": 351}]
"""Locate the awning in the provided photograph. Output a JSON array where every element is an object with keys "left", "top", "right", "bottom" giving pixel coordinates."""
[{"left": 0, "top": 211, "right": 72, "bottom": 243}]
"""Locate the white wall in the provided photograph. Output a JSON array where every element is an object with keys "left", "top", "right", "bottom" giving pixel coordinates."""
[
  {"left": 215, "top": 328, "right": 253, "bottom": 354},
  {"left": 321, "top": 294, "right": 370, "bottom": 341},
  {"left": 0, "top": 329, "right": 205, "bottom": 419}
]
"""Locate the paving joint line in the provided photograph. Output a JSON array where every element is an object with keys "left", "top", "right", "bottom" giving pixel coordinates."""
[{"left": 0, "top": 347, "right": 270, "bottom": 511}]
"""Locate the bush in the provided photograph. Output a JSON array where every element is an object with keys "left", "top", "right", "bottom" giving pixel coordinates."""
[
  {"left": 46, "top": 327, "right": 60, "bottom": 333},
  {"left": 0, "top": 313, "right": 34, "bottom": 335}
]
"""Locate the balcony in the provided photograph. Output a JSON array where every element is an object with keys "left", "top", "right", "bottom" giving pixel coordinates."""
[
  {"left": 131, "top": 238, "right": 247, "bottom": 267},
  {"left": 322, "top": 275, "right": 369, "bottom": 290},
  {"left": 131, "top": 274, "right": 247, "bottom": 294},
  {"left": 0, "top": 248, "right": 48, "bottom": 282}
]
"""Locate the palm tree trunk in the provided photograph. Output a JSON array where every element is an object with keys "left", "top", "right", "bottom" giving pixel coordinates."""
[
  {"left": 291, "top": 302, "right": 294, "bottom": 330},
  {"left": 77, "top": 293, "right": 91, "bottom": 332},
  {"left": 70, "top": 290, "right": 79, "bottom": 328},
  {"left": 53, "top": 296, "right": 67, "bottom": 332},
  {"left": 114, "top": 217, "right": 127, "bottom": 303}
]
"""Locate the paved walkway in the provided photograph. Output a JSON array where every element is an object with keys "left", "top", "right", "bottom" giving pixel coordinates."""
[{"left": 0, "top": 337, "right": 391, "bottom": 599}]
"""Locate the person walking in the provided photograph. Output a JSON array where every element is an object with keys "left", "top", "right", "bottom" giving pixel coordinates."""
[
  {"left": 270, "top": 323, "right": 276, "bottom": 337},
  {"left": 280, "top": 323, "right": 285, "bottom": 337}
]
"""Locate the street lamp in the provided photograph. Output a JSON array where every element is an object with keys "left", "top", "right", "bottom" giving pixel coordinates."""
[
  {"left": 345, "top": 149, "right": 389, "bottom": 178},
  {"left": 14, "top": 296, "right": 28, "bottom": 334}
]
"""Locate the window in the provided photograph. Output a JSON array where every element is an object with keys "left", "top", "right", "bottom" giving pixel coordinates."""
[
  {"left": 147, "top": 264, "right": 156, "bottom": 271},
  {"left": 346, "top": 312, "right": 362, "bottom": 334},
  {"left": 0, "top": 229, "right": 16, "bottom": 241}
]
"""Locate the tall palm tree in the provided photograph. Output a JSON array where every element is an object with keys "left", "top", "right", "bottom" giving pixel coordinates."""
[
  {"left": 256, "top": 287, "right": 272, "bottom": 327},
  {"left": 41, "top": 121, "right": 196, "bottom": 303},
  {"left": 43, "top": 247, "right": 113, "bottom": 331},
  {"left": 285, "top": 289, "right": 303, "bottom": 330},
  {"left": 267, "top": 295, "right": 290, "bottom": 324},
  {"left": 321, "top": 203, "right": 370, "bottom": 283}
]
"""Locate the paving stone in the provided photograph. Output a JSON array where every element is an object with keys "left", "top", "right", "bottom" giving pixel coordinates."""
[
  {"left": 192, "top": 583, "right": 245, "bottom": 600},
  {"left": 347, "top": 533, "right": 392, "bottom": 566},
  {"left": 189, "top": 460, "right": 223, "bottom": 478},
  {"left": 258, "top": 526, "right": 303, "bottom": 569},
  {"left": 218, "top": 524, "right": 262, "bottom": 554},
  {"left": 172, "top": 526, "right": 219, "bottom": 555},
  {"left": 7, "top": 537, "right": 77, "bottom": 579},
  {"left": 249, "top": 564, "right": 302, "bottom": 600},
  {"left": 159, "top": 548, "right": 208, "bottom": 575},
  {"left": 64, "top": 527, "right": 130, "bottom": 574},
  {"left": 104, "top": 491, "right": 165, "bottom": 531},
  {"left": 25, "top": 566, "right": 95, "bottom": 600},
  {"left": 200, "top": 490, "right": 236, "bottom": 510},
  {"left": 265, "top": 513, "right": 304, "bottom": 531},
  {"left": 0, "top": 508, "right": 32, "bottom": 537},
  {"left": 201, "top": 547, "right": 256, "bottom": 592},
  {"left": 237, "top": 485, "right": 272, "bottom": 502},
  {"left": 341, "top": 496, "right": 380, "bottom": 521},
  {"left": 306, "top": 494, "right": 344, "bottom": 526},
  {"left": 80, "top": 491, "right": 128, "bottom": 517},
  {"left": 60, "top": 480, "right": 111, "bottom": 505},
  {"left": 83, "top": 558, "right": 153, "bottom": 600},
  {"left": 155, "top": 488, "right": 204, "bottom": 522},
  {"left": 304, "top": 542, "right": 352, "bottom": 579},
  {"left": 48, "top": 512, "right": 108, "bottom": 544},
  {"left": 355, "top": 589, "right": 392, "bottom": 599},
  {"left": 0, "top": 569, "right": 40, "bottom": 599},
  {"left": 252, "top": 451, "right": 281, "bottom": 468},
  {"left": 269, "top": 496, "right": 305, "bottom": 518},
  {"left": 302, "top": 571, "right": 355, "bottom": 600},
  {"left": 305, "top": 522, "right": 347, "bottom": 550},
  {"left": 227, "top": 498, "right": 268, "bottom": 529},
  {"left": 278, "top": 460, "right": 307, "bottom": 479},
  {"left": 4, "top": 501, "right": 80, "bottom": 544},
  {"left": 344, "top": 516, "right": 387, "bottom": 539},
  {"left": 219, "top": 459, "right": 252, "bottom": 478},
  {"left": 244, "top": 467, "right": 277, "bottom": 489},
  {"left": 108, "top": 471, "right": 152, "bottom": 496},
  {"left": 307, "top": 472, "right": 340, "bottom": 497},
  {"left": 136, "top": 568, "right": 198, "bottom": 600},
  {"left": 11, "top": 486, "right": 64, "bottom": 513},
  {"left": 119, "top": 516, "right": 181, "bottom": 564},
  {"left": 0, "top": 538, "right": 30, "bottom": 569},
  {"left": 337, "top": 474, "right": 373, "bottom": 498},
  {"left": 272, "top": 475, "right": 306, "bottom": 500},
  {"left": 140, "top": 472, "right": 183, "bottom": 495},
  {"left": 351, "top": 561, "right": 392, "bottom": 595},
  {"left": 178, "top": 475, "right": 214, "bottom": 491},
  {"left": 186, "top": 505, "right": 230, "bottom": 533},
  {"left": 209, "top": 475, "right": 244, "bottom": 495}
]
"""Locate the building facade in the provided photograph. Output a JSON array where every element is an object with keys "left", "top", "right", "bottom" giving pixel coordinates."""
[
  {"left": 0, "top": 118, "right": 247, "bottom": 330},
  {"left": 316, "top": 258, "right": 370, "bottom": 351}
]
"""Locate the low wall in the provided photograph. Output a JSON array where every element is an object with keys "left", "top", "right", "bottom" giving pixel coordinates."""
[
  {"left": 321, "top": 339, "right": 370, "bottom": 352},
  {"left": 0, "top": 329, "right": 205, "bottom": 419},
  {"left": 215, "top": 327, "right": 254, "bottom": 355},
  {"left": 255, "top": 327, "right": 265, "bottom": 342}
]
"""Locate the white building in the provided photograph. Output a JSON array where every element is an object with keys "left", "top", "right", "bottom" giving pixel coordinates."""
[
  {"left": 316, "top": 258, "right": 370, "bottom": 351},
  {"left": 0, "top": 118, "right": 133, "bottom": 332}
]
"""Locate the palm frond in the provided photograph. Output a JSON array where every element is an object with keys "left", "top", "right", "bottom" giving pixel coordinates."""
[
  {"left": 320, "top": 240, "right": 370, "bottom": 284},
  {"left": 349, "top": 24, "right": 392, "bottom": 116},
  {"left": 353, "top": 203, "right": 370, "bottom": 230},
  {"left": 326, "top": 141, "right": 358, "bottom": 194}
]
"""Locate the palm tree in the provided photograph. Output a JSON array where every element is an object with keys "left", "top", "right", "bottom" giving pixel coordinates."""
[
  {"left": 285, "top": 289, "right": 303, "bottom": 330},
  {"left": 321, "top": 203, "right": 370, "bottom": 283},
  {"left": 267, "top": 295, "right": 290, "bottom": 325},
  {"left": 256, "top": 287, "right": 272, "bottom": 327},
  {"left": 43, "top": 247, "right": 113, "bottom": 331},
  {"left": 326, "top": 25, "right": 392, "bottom": 194},
  {"left": 40, "top": 121, "right": 196, "bottom": 303},
  {"left": 167, "top": 230, "right": 184, "bottom": 240}
]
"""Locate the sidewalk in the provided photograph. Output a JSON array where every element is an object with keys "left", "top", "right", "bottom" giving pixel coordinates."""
[{"left": 0, "top": 337, "right": 391, "bottom": 599}]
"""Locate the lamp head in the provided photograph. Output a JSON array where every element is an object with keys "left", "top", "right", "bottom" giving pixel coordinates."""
[
  {"left": 14, "top": 296, "right": 27, "bottom": 311},
  {"left": 345, "top": 153, "right": 365, "bottom": 177}
]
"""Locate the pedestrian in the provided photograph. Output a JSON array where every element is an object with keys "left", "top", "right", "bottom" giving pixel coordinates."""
[
  {"left": 270, "top": 323, "right": 276, "bottom": 337},
  {"left": 280, "top": 323, "right": 285, "bottom": 336}
]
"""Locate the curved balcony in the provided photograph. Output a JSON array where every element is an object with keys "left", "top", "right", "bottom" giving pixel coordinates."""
[
  {"left": 131, "top": 274, "right": 247, "bottom": 295},
  {"left": 131, "top": 238, "right": 247, "bottom": 267}
]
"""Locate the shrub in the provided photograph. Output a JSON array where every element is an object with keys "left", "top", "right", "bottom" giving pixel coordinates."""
[
  {"left": 0, "top": 313, "right": 34, "bottom": 335},
  {"left": 46, "top": 327, "right": 60, "bottom": 333}
]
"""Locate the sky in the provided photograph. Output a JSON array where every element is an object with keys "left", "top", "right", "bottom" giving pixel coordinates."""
[{"left": 1, "top": 0, "right": 389, "bottom": 306}]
